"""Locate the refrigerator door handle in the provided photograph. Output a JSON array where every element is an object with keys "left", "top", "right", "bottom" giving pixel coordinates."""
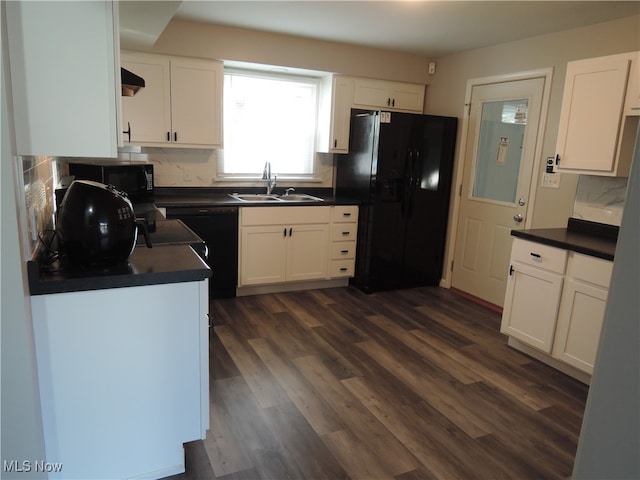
[
  {"left": 400, "top": 148, "right": 410, "bottom": 219},
  {"left": 407, "top": 148, "right": 419, "bottom": 218}
]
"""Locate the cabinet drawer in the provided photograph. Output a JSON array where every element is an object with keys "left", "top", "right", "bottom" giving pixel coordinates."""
[
  {"left": 332, "top": 205, "right": 358, "bottom": 223},
  {"left": 241, "top": 206, "right": 331, "bottom": 226},
  {"left": 330, "top": 260, "right": 354, "bottom": 277},
  {"left": 571, "top": 253, "right": 613, "bottom": 288},
  {"left": 332, "top": 224, "right": 357, "bottom": 242},
  {"left": 331, "top": 241, "right": 356, "bottom": 260},
  {"left": 511, "top": 239, "right": 567, "bottom": 274}
]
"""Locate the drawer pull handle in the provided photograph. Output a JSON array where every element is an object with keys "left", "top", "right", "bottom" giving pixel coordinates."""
[
  {"left": 342, "top": 231, "right": 350, "bottom": 235},
  {"left": 530, "top": 252, "right": 541, "bottom": 258},
  {"left": 341, "top": 250, "right": 349, "bottom": 254},
  {"left": 340, "top": 267, "right": 348, "bottom": 272},
  {"left": 343, "top": 213, "right": 351, "bottom": 217}
]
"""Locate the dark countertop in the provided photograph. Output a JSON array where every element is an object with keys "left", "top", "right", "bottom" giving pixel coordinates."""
[
  {"left": 152, "top": 187, "right": 359, "bottom": 208},
  {"left": 28, "top": 243, "right": 211, "bottom": 296},
  {"left": 511, "top": 218, "right": 619, "bottom": 261}
]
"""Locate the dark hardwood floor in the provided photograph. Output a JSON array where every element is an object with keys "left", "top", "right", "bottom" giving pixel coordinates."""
[{"left": 172, "top": 286, "right": 589, "bottom": 479}]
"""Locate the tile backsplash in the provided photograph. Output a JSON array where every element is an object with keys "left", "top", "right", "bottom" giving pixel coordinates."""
[
  {"left": 117, "top": 147, "right": 335, "bottom": 188},
  {"left": 573, "top": 175, "right": 627, "bottom": 226},
  {"left": 21, "top": 155, "right": 58, "bottom": 257}
]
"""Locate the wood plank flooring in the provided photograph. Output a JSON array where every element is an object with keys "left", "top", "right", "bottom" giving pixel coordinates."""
[{"left": 173, "top": 286, "right": 589, "bottom": 480}]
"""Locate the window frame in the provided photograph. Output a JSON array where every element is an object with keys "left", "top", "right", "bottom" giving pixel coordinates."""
[{"left": 216, "top": 67, "right": 323, "bottom": 182}]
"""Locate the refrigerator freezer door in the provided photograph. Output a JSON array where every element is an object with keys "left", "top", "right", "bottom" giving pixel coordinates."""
[{"left": 402, "top": 115, "right": 458, "bottom": 286}]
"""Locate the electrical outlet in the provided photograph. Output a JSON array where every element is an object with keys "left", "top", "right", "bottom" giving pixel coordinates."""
[{"left": 542, "top": 172, "right": 561, "bottom": 188}]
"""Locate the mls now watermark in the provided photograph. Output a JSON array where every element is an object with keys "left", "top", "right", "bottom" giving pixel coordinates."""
[{"left": 4, "top": 460, "right": 64, "bottom": 473}]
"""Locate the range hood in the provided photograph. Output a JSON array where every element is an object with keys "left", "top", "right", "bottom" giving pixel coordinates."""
[{"left": 121, "top": 67, "right": 145, "bottom": 96}]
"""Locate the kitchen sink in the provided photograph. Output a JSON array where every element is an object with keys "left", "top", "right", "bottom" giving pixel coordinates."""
[
  {"left": 229, "top": 193, "right": 324, "bottom": 203},
  {"left": 279, "top": 194, "right": 324, "bottom": 202},
  {"left": 229, "top": 194, "right": 283, "bottom": 202}
]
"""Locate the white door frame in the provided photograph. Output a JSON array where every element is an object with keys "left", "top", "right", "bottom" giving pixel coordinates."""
[{"left": 440, "top": 68, "right": 554, "bottom": 289}]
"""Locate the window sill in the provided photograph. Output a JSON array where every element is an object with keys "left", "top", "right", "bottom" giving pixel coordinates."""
[{"left": 214, "top": 175, "right": 325, "bottom": 183}]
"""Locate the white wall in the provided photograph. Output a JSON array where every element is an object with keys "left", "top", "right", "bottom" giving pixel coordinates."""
[
  {"left": 1, "top": 2, "right": 47, "bottom": 475},
  {"left": 572, "top": 124, "right": 640, "bottom": 478},
  {"left": 425, "top": 15, "right": 640, "bottom": 229},
  {"left": 144, "top": 20, "right": 432, "bottom": 85}
]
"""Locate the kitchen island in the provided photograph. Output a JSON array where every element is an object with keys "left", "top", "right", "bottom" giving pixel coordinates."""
[{"left": 28, "top": 239, "right": 211, "bottom": 479}]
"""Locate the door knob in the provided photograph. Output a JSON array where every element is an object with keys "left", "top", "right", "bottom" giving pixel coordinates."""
[{"left": 513, "top": 214, "right": 524, "bottom": 223}]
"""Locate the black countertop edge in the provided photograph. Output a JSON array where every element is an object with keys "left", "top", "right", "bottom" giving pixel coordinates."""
[
  {"left": 28, "top": 244, "right": 211, "bottom": 296},
  {"left": 153, "top": 187, "right": 359, "bottom": 208},
  {"left": 567, "top": 217, "right": 620, "bottom": 239},
  {"left": 511, "top": 228, "right": 617, "bottom": 261}
]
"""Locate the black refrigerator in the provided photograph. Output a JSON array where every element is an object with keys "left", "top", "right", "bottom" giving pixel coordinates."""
[{"left": 336, "top": 110, "right": 457, "bottom": 293}]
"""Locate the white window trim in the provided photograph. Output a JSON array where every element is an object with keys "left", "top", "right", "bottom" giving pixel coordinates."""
[{"left": 216, "top": 67, "right": 324, "bottom": 183}]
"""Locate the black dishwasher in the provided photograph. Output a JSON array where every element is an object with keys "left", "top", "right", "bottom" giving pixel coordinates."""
[{"left": 165, "top": 206, "right": 238, "bottom": 298}]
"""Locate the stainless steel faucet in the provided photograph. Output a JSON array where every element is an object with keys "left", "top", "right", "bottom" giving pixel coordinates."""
[{"left": 262, "top": 162, "right": 277, "bottom": 194}]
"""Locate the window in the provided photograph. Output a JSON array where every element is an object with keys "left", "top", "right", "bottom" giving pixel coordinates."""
[{"left": 218, "top": 69, "right": 319, "bottom": 179}]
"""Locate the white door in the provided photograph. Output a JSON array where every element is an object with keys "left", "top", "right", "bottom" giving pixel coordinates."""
[{"left": 451, "top": 77, "right": 546, "bottom": 307}]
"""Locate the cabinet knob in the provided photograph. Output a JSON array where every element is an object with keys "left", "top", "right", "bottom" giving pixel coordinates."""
[{"left": 513, "top": 214, "right": 523, "bottom": 223}]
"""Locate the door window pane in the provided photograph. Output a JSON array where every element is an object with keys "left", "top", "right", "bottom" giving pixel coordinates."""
[{"left": 472, "top": 100, "right": 528, "bottom": 203}]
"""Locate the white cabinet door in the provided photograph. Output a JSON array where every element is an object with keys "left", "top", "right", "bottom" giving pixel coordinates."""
[
  {"left": 120, "top": 53, "right": 223, "bottom": 148},
  {"left": 624, "top": 52, "right": 640, "bottom": 114},
  {"left": 170, "top": 58, "right": 223, "bottom": 147},
  {"left": 553, "top": 279, "right": 608, "bottom": 374},
  {"left": 501, "top": 262, "right": 564, "bottom": 353},
  {"left": 354, "top": 79, "right": 390, "bottom": 108},
  {"left": 240, "top": 225, "right": 288, "bottom": 285},
  {"left": 329, "top": 76, "right": 356, "bottom": 152},
  {"left": 30, "top": 281, "right": 207, "bottom": 478},
  {"left": 6, "top": 1, "right": 120, "bottom": 157},
  {"left": 555, "top": 53, "right": 633, "bottom": 175},
  {"left": 387, "top": 82, "right": 425, "bottom": 111},
  {"left": 317, "top": 75, "right": 355, "bottom": 153},
  {"left": 353, "top": 79, "right": 424, "bottom": 112},
  {"left": 121, "top": 54, "right": 172, "bottom": 143},
  {"left": 286, "top": 224, "right": 330, "bottom": 281}
]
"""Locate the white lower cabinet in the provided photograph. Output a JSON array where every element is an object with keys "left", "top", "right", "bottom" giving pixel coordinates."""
[
  {"left": 30, "top": 280, "right": 209, "bottom": 479},
  {"left": 239, "top": 206, "right": 331, "bottom": 286},
  {"left": 552, "top": 253, "right": 613, "bottom": 374},
  {"left": 502, "top": 238, "right": 613, "bottom": 380},
  {"left": 238, "top": 205, "right": 359, "bottom": 288},
  {"left": 501, "top": 240, "right": 567, "bottom": 353}
]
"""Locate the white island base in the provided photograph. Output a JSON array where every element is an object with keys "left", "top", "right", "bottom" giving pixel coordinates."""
[{"left": 30, "top": 280, "right": 209, "bottom": 479}]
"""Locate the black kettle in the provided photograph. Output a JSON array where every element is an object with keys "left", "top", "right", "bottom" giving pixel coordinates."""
[{"left": 56, "top": 180, "right": 152, "bottom": 266}]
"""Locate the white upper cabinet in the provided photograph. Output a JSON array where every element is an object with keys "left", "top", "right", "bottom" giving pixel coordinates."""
[
  {"left": 121, "top": 52, "right": 223, "bottom": 148},
  {"left": 317, "top": 75, "right": 425, "bottom": 154},
  {"left": 121, "top": 54, "right": 171, "bottom": 144},
  {"left": 555, "top": 51, "right": 639, "bottom": 176},
  {"left": 317, "top": 75, "right": 355, "bottom": 153},
  {"left": 353, "top": 79, "right": 425, "bottom": 112},
  {"left": 6, "top": 1, "right": 121, "bottom": 157}
]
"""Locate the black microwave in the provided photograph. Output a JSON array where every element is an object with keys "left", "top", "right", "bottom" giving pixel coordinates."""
[{"left": 68, "top": 162, "right": 154, "bottom": 202}]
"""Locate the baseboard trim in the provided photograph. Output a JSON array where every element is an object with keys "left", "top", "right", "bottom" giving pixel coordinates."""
[
  {"left": 236, "top": 278, "right": 349, "bottom": 297},
  {"left": 507, "top": 337, "right": 592, "bottom": 385},
  {"left": 449, "top": 287, "right": 503, "bottom": 314}
]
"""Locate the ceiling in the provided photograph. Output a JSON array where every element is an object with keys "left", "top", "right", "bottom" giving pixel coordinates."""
[{"left": 164, "top": 1, "right": 640, "bottom": 57}]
